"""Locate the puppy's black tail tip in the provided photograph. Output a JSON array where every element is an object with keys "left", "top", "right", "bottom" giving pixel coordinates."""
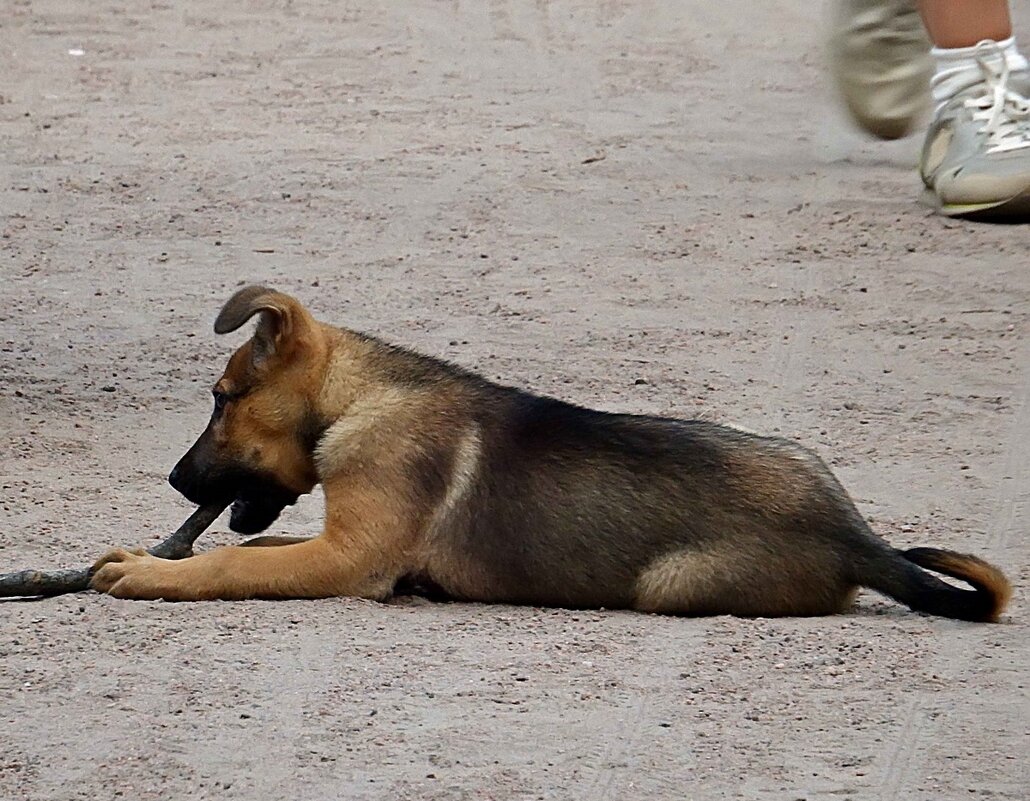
[{"left": 901, "top": 547, "right": 1012, "bottom": 623}]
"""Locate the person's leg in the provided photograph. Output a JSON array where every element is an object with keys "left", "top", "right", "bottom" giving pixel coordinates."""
[
  {"left": 827, "top": 0, "right": 932, "bottom": 140},
  {"left": 916, "top": 1, "right": 1030, "bottom": 218},
  {"left": 828, "top": 0, "right": 1030, "bottom": 219},
  {"left": 917, "top": 0, "right": 1012, "bottom": 48}
]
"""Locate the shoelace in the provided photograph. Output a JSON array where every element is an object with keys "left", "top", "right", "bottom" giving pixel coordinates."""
[{"left": 965, "top": 41, "right": 1030, "bottom": 154}]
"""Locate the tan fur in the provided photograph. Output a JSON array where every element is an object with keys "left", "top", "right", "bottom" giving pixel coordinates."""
[{"left": 314, "top": 386, "right": 424, "bottom": 476}]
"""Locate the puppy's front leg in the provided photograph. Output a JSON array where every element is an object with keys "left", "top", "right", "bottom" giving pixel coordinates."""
[{"left": 90, "top": 535, "right": 392, "bottom": 601}]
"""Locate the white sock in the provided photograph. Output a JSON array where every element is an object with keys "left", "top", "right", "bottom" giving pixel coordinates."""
[{"left": 930, "top": 37, "right": 1029, "bottom": 111}]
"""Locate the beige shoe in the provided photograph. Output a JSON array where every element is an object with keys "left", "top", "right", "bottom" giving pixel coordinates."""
[
  {"left": 828, "top": 0, "right": 932, "bottom": 139},
  {"left": 920, "top": 44, "right": 1030, "bottom": 220}
]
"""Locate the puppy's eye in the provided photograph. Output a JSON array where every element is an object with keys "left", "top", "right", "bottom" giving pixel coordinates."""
[{"left": 213, "top": 391, "right": 228, "bottom": 411}]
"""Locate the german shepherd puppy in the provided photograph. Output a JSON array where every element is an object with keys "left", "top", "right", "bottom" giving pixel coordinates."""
[{"left": 91, "top": 286, "right": 1011, "bottom": 621}]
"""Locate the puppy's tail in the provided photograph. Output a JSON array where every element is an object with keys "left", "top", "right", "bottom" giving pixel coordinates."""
[{"left": 859, "top": 546, "right": 1011, "bottom": 622}]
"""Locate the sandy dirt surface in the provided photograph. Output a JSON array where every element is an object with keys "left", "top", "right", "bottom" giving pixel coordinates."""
[{"left": 2, "top": 1, "right": 1029, "bottom": 799}]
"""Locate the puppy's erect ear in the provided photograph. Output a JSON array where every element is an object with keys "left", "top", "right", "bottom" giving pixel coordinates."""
[{"left": 214, "top": 285, "right": 311, "bottom": 364}]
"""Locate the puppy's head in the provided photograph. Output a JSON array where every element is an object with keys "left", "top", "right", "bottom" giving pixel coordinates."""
[{"left": 169, "top": 286, "right": 325, "bottom": 534}]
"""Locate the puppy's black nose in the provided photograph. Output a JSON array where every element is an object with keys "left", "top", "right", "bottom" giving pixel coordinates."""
[{"left": 168, "top": 464, "right": 182, "bottom": 491}]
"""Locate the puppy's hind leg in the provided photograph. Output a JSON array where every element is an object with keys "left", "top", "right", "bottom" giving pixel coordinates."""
[{"left": 634, "top": 544, "right": 857, "bottom": 618}]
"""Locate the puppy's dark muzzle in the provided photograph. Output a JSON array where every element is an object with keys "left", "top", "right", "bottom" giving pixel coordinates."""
[
  {"left": 167, "top": 462, "right": 189, "bottom": 497},
  {"left": 168, "top": 459, "right": 230, "bottom": 507},
  {"left": 169, "top": 452, "right": 299, "bottom": 535}
]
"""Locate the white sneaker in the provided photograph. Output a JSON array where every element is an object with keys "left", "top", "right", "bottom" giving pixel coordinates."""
[
  {"left": 827, "top": 0, "right": 933, "bottom": 139},
  {"left": 920, "top": 42, "right": 1030, "bottom": 219}
]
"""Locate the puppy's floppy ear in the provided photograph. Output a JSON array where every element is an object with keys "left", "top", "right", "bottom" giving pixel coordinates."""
[{"left": 214, "top": 285, "right": 309, "bottom": 363}]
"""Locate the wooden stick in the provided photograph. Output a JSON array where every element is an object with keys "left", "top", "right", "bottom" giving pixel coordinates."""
[{"left": 0, "top": 502, "right": 227, "bottom": 599}]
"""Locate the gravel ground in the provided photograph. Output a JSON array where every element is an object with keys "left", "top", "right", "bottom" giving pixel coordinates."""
[{"left": 1, "top": 1, "right": 1028, "bottom": 799}]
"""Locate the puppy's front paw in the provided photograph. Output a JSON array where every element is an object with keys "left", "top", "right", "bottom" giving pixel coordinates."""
[{"left": 90, "top": 548, "right": 176, "bottom": 600}]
